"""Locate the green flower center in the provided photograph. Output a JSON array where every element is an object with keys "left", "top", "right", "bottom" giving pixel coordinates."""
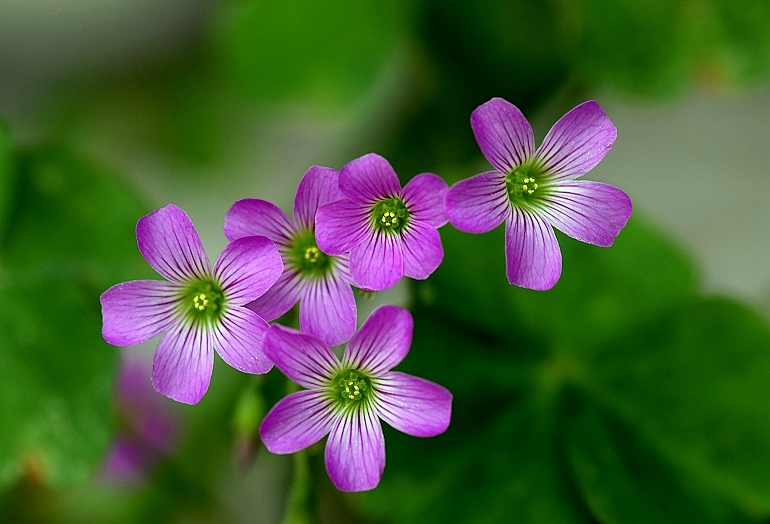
[
  {"left": 288, "top": 229, "right": 332, "bottom": 277},
  {"left": 372, "top": 197, "right": 409, "bottom": 234},
  {"left": 331, "top": 370, "right": 371, "bottom": 407},
  {"left": 505, "top": 165, "right": 540, "bottom": 203},
  {"left": 182, "top": 278, "right": 225, "bottom": 324}
]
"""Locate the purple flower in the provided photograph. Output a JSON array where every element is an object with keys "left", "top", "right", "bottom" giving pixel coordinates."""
[
  {"left": 444, "top": 98, "right": 632, "bottom": 290},
  {"left": 100, "top": 204, "right": 283, "bottom": 404},
  {"left": 259, "top": 305, "right": 452, "bottom": 492},
  {"left": 102, "top": 356, "right": 178, "bottom": 484},
  {"left": 315, "top": 153, "right": 448, "bottom": 291},
  {"left": 224, "top": 166, "right": 356, "bottom": 346}
]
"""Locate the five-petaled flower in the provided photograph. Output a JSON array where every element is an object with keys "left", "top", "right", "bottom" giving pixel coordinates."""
[
  {"left": 259, "top": 305, "right": 452, "bottom": 492},
  {"left": 100, "top": 204, "right": 284, "bottom": 404},
  {"left": 444, "top": 97, "right": 632, "bottom": 290},
  {"left": 224, "top": 166, "right": 356, "bottom": 346},
  {"left": 315, "top": 153, "right": 448, "bottom": 291}
]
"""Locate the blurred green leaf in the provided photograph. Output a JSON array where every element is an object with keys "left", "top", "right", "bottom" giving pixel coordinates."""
[
  {"left": 586, "top": 298, "right": 770, "bottom": 517},
  {"left": 419, "top": 214, "right": 697, "bottom": 351},
  {"left": 212, "top": 0, "right": 409, "bottom": 109},
  {"left": 0, "top": 120, "right": 12, "bottom": 239},
  {"left": 0, "top": 275, "right": 117, "bottom": 488},
  {"left": 566, "top": 404, "right": 751, "bottom": 524},
  {"left": 0, "top": 146, "right": 150, "bottom": 491},
  {"left": 1, "top": 147, "right": 152, "bottom": 288}
]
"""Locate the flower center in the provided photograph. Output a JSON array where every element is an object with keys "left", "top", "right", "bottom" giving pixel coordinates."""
[
  {"left": 288, "top": 229, "right": 332, "bottom": 277},
  {"left": 183, "top": 278, "right": 225, "bottom": 323},
  {"left": 505, "top": 166, "right": 539, "bottom": 200},
  {"left": 331, "top": 370, "right": 371, "bottom": 406},
  {"left": 372, "top": 197, "right": 409, "bottom": 234}
]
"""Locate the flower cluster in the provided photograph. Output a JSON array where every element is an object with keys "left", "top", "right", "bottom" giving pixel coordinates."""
[{"left": 101, "top": 97, "right": 631, "bottom": 491}]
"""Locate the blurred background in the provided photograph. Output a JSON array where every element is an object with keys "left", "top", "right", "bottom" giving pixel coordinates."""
[{"left": 1, "top": 0, "right": 770, "bottom": 522}]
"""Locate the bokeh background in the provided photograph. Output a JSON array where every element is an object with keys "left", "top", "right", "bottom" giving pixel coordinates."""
[{"left": 1, "top": 0, "right": 770, "bottom": 522}]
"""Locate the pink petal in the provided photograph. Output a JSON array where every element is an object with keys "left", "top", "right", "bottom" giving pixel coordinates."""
[
  {"left": 151, "top": 321, "right": 213, "bottom": 405},
  {"left": 299, "top": 273, "right": 357, "bottom": 347},
  {"left": 259, "top": 390, "right": 336, "bottom": 454},
  {"left": 315, "top": 199, "right": 371, "bottom": 255},
  {"left": 538, "top": 181, "right": 632, "bottom": 246},
  {"left": 212, "top": 306, "right": 273, "bottom": 374},
  {"left": 343, "top": 305, "right": 413, "bottom": 376},
  {"left": 374, "top": 371, "right": 452, "bottom": 437},
  {"left": 339, "top": 153, "right": 402, "bottom": 205},
  {"left": 101, "top": 280, "right": 179, "bottom": 346},
  {"left": 214, "top": 236, "right": 283, "bottom": 305},
  {"left": 137, "top": 204, "right": 212, "bottom": 282},
  {"left": 324, "top": 407, "right": 385, "bottom": 492},
  {"left": 401, "top": 222, "right": 443, "bottom": 281},
  {"left": 505, "top": 208, "right": 562, "bottom": 290},
  {"left": 471, "top": 97, "right": 535, "bottom": 174},
  {"left": 444, "top": 171, "right": 510, "bottom": 233},
  {"left": 401, "top": 173, "right": 449, "bottom": 228},
  {"left": 246, "top": 269, "right": 304, "bottom": 322},
  {"left": 535, "top": 100, "right": 617, "bottom": 182},
  {"left": 263, "top": 324, "right": 339, "bottom": 388},
  {"left": 293, "top": 166, "right": 344, "bottom": 229},
  {"left": 349, "top": 231, "right": 403, "bottom": 291},
  {"left": 223, "top": 198, "right": 294, "bottom": 245}
]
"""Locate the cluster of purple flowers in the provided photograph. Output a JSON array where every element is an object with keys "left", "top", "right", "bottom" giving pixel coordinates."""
[{"left": 101, "top": 97, "right": 631, "bottom": 491}]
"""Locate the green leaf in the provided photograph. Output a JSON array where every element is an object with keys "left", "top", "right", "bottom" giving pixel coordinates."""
[
  {"left": 418, "top": 214, "right": 697, "bottom": 351},
  {"left": 0, "top": 274, "right": 118, "bottom": 488},
  {"left": 349, "top": 309, "right": 587, "bottom": 523},
  {"left": 0, "top": 120, "right": 12, "bottom": 239},
  {"left": 566, "top": 403, "right": 752, "bottom": 524},
  {"left": 212, "top": 0, "right": 409, "bottom": 109},
  {"left": 0, "top": 146, "right": 150, "bottom": 490},
  {"left": 1, "top": 147, "right": 152, "bottom": 287},
  {"left": 585, "top": 298, "right": 770, "bottom": 516}
]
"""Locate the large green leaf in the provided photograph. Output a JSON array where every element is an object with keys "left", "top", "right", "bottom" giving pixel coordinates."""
[
  {"left": 585, "top": 298, "right": 770, "bottom": 516},
  {"left": 0, "top": 120, "right": 12, "bottom": 239},
  {"left": 0, "top": 146, "right": 150, "bottom": 490},
  {"left": 566, "top": 403, "right": 751, "bottom": 524},
  {"left": 420, "top": 214, "right": 697, "bottom": 351},
  {"left": 0, "top": 275, "right": 118, "bottom": 488},
  {"left": 212, "top": 0, "right": 409, "bottom": 109}
]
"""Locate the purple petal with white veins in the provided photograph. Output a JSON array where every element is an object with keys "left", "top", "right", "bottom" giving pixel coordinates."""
[
  {"left": 325, "top": 407, "right": 385, "bottom": 492},
  {"left": 538, "top": 181, "right": 632, "bottom": 246},
  {"left": 349, "top": 232, "right": 403, "bottom": 291},
  {"left": 374, "top": 371, "right": 452, "bottom": 437},
  {"left": 339, "top": 153, "right": 401, "bottom": 205},
  {"left": 263, "top": 324, "right": 339, "bottom": 388},
  {"left": 212, "top": 306, "right": 273, "bottom": 374},
  {"left": 260, "top": 390, "right": 336, "bottom": 454},
  {"left": 471, "top": 97, "right": 535, "bottom": 174},
  {"left": 101, "top": 280, "right": 178, "bottom": 346},
  {"left": 505, "top": 208, "right": 562, "bottom": 290},
  {"left": 137, "top": 204, "right": 211, "bottom": 283},
  {"left": 315, "top": 199, "right": 371, "bottom": 255},
  {"left": 300, "top": 273, "right": 357, "bottom": 347},
  {"left": 151, "top": 321, "right": 213, "bottom": 405},
  {"left": 401, "top": 173, "right": 448, "bottom": 228},
  {"left": 401, "top": 223, "right": 443, "bottom": 281},
  {"left": 293, "top": 166, "right": 343, "bottom": 229},
  {"left": 444, "top": 171, "right": 510, "bottom": 233},
  {"left": 246, "top": 269, "right": 304, "bottom": 322},
  {"left": 215, "top": 236, "right": 283, "bottom": 305},
  {"left": 343, "top": 305, "right": 413, "bottom": 376},
  {"left": 535, "top": 100, "right": 617, "bottom": 182},
  {"left": 223, "top": 199, "right": 294, "bottom": 245}
]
